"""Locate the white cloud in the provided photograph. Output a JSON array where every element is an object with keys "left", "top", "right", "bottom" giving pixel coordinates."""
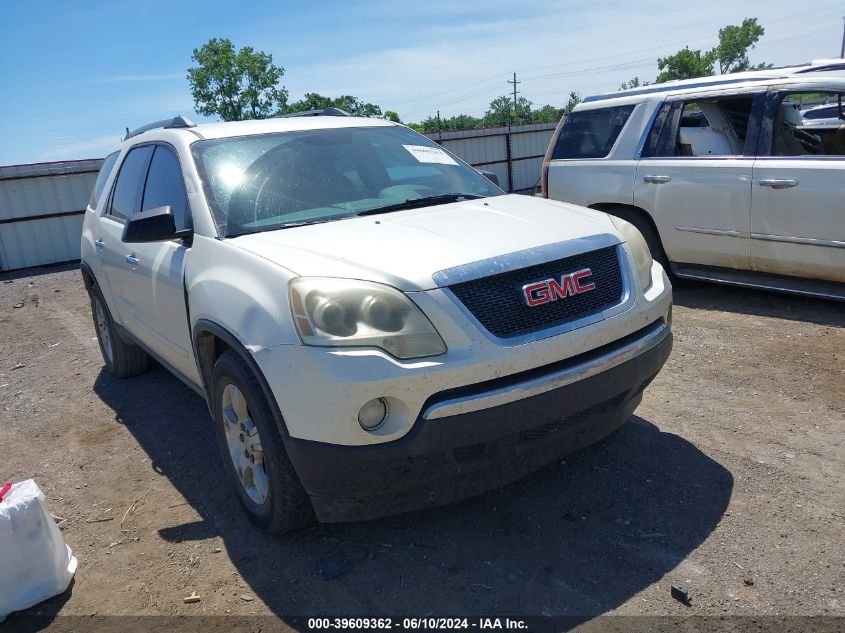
[{"left": 277, "top": 0, "right": 844, "bottom": 121}]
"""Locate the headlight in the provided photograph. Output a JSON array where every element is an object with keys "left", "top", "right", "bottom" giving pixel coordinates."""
[
  {"left": 289, "top": 278, "right": 447, "bottom": 359},
  {"left": 609, "top": 216, "right": 653, "bottom": 291}
]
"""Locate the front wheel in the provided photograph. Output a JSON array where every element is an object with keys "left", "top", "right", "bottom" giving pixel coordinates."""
[{"left": 211, "top": 350, "right": 315, "bottom": 534}]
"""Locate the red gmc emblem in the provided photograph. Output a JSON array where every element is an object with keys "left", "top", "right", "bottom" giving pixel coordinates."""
[{"left": 522, "top": 268, "right": 596, "bottom": 307}]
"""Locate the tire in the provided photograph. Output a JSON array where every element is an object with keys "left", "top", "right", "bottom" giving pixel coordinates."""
[
  {"left": 605, "top": 206, "right": 674, "bottom": 278},
  {"left": 88, "top": 285, "right": 150, "bottom": 378},
  {"left": 211, "top": 350, "right": 315, "bottom": 534}
]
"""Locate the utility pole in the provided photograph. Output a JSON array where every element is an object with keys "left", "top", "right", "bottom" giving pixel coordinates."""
[
  {"left": 840, "top": 16, "right": 844, "bottom": 58},
  {"left": 507, "top": 72, "right": 520, "bottom": 120}
]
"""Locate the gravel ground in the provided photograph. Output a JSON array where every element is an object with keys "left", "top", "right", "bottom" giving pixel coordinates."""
[{"left": 0, "top": 265, "right": 842, "bottom": 630}]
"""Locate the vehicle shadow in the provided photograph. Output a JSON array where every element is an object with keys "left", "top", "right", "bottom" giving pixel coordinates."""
[
  {"left": 673, "top": 280, "right": 845, "bottom": 328},
  {"left": 90, "top": 365, "right": 732, "bottom": 621},
  {"left": 0, "top": 261, "right": 80, "bottom": 282}
]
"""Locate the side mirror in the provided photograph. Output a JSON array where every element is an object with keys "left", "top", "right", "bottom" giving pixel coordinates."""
[
  {"left": 477, "top": 169, "right": 500, "bottom": 187},
  {"left": 122, "top": 206, "right": 192, "bottom": 243}
]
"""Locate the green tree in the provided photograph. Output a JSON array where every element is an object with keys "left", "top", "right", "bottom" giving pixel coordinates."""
[
  {"left": 285, "top": 92, "right": 334, "bottom": 112},
  {"left": 562, "top": 91, "right": 581, "bottom": 114},
  {"left": 187, "top": 38, "right": 288, "bottom": 121},
  {"left": 285, "top": 93, "right": 383, "bottom": 117},
  {"left": 414, "top": 116, "right": 441, "bottom": 133},
  {"left": 656, "top": 47, "right": 715, "bottom": 83},
  {"left": 331, "top": 95, "right": 383, "bottom": 117},
  {"left": 383, "top": 110, "right": 401, "bottom": 123},
  {"left": 619, "top": 77, "right": 650, "bottom": 90},
  {"left": 713, "top": 18, "right": 770, "bottom": 74},
  {"left": 531, "top": 104, "right": 564, "bottom": 124},
  {"left": 655, "top": 18, "right": 771, "bottom": 83},
  {"left": 443, "top": 114, "right": 483, "bottom": 130},
  {"left": 483, "top": 95, "right": 533, "bottom": 127}
]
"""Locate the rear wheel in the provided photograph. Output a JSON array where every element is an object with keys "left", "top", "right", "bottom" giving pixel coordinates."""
[
  {"left": 89, "top": 286, "right": 150, "bottom": 378},
  {"left": 211, "top": 350, "right": 315, "bottom": 534}
]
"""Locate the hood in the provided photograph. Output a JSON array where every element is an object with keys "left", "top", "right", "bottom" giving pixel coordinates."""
[{"left": 228, "top": 195, "right": 618, "bottom": 291}]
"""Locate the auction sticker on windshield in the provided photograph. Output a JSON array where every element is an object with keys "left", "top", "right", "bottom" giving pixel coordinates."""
[{"left": 402, "top": 144, "right": 458, "bottom": 165}]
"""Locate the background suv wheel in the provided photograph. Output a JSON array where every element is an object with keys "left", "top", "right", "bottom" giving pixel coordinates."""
[{"left": 603, "top": 206, "right": 674, "bottom": 279}]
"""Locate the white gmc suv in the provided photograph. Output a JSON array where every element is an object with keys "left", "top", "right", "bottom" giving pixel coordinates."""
[
  {"left": 541, "top": 60, "right": 845, "bottom": 300},
  {"left": 81, "top": 111, "right": 672, "bottom": 533}
]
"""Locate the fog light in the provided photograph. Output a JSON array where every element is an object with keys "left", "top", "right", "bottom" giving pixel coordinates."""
[{"left": 358, "top": 398, "right": 389, "bottom": 431}]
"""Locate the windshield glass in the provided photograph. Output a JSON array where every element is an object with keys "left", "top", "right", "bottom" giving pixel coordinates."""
[{"left": 191, "top": 124, "right": 503, "bottom": 237}]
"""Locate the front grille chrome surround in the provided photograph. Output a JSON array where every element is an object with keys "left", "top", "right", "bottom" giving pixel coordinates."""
[
  {"left": 447, "top": 245, "right": 625, "bottom": 339},
  {"left": 435, "top": 235, "right": 636, "bottom": 345}
]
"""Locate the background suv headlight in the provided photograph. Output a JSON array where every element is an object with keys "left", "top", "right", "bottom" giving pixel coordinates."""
[
  {"left": 289, "top": 278, "right": 447, "bottom": 359},
  {"left": 610, "top": 216, "right": 653, "bottom": 291}
]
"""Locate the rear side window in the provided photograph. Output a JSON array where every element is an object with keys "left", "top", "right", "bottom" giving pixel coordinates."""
[
  {"left": 804, "top": 105, "right": 837, "bottom": 120},
  {"left": 551, "top": 105, "right": 635, "bottom": 159},
  {"left": 88, "top": 152, "right": 119, "bottom": 209},
  {"left": 642, "top": 95, "right": 757, "bottom": 157},
  {"left": 109, "top": 145, "right": 154, "bottom": 220},
  {"left": 142, "top": 146, "right": 191, "bottom": 231},
  {"left": 766, "top": 91, "right": 845, "bottom": 157}
]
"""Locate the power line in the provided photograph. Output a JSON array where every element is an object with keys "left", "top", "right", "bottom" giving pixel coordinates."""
[{"left": 392, "top": 9, "right": 843, "bottom": 111}]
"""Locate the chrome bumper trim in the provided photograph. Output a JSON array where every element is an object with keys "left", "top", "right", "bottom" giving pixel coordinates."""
[{"left": 423, "top": 322, "right": 670, "bottom": 420}]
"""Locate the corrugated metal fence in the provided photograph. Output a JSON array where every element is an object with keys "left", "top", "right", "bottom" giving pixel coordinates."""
[
  {"left": 0, "top": 122, "right": 556, "bottom": 271},
  {"left": 0, "top": 159, "right": 103, "bottom": 271},
  {"left": 425, "top": 122, "right": 556, "bottom": 193}
]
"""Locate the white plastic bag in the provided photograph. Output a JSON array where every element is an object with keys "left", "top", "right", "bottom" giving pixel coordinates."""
[{"left": 0, "top": 480, "right": 77, "bottom": 622}]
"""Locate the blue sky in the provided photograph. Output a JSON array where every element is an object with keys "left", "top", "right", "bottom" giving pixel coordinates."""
[{"left": 1, "top": 0, "right": 843, "bottom": 165}]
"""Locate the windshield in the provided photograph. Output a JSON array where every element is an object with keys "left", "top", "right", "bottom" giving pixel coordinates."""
[{"left": 191, "top": 124, "right": 503, "bottom": 237}]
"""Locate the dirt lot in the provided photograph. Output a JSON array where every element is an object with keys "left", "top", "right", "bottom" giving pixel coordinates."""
[{"left": 1, "top": 265, "right": 842, "bottom": 629}]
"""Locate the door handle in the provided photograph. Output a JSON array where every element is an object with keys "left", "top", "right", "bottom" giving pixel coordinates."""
[
  {"left": 643, "top": 175, "right": 671, "bottom": 184},
  {"left": 94, "top": 238, "right": 105, "bottom": 250},
  {"left": 758, "top": 179, "right": 798, "bottom": 189},
  {"left": 125, "top": 254, "right": 139, "bottom": 266}
]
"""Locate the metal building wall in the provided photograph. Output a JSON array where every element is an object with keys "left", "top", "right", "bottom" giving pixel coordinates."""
[
  {"left": 425, "top": 122, "right": 557, "bottom": 193},
  {"left": 0, "top": 122, "right": 558, "bottom": 271},
  {"left": 0, "top": 159, "right": 103, "bottom": 271}
]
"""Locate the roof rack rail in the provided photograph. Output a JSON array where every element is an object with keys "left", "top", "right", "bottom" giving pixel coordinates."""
[
  {"left": 277, "top": 107, "right": 351, "bottom": 118},
  {"left": 123, "top": 115, "right": 197, "bottom": 141},
  {"left": 795, "top": 61, "right": 845, "bottom": 74}
]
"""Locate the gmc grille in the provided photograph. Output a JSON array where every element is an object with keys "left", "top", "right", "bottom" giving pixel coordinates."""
[{"left": 447, "top": 245, "right": 624, "bottom": 338}]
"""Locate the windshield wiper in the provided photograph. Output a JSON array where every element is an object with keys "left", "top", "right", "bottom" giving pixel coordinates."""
[
  {"left": 225, "top": 217, "right": 345, "bottom": 238},
  {"left": 356, "top": 193, "right": 486, "bottom": 217}
]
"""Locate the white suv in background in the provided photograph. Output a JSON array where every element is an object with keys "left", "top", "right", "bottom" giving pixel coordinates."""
[
  {"left": 81, "top": 111, "right": 672, "bottom": 533},
  {"left": 541, "top": 60, "right": 845, "bottom": 300}
]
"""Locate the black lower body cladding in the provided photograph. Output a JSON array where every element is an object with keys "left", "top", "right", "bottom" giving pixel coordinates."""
[{"left": 284, "top": 323, "right": 673, "bottom": 523}]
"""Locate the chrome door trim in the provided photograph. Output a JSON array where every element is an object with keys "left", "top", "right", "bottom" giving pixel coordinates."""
[
  {"left": 750, "top": 233, "right": 845, "bottom": 249},
  {"left": 674, "top": 226, "right": 746, "bottom": 238},
  {"left": 423, "top": 321, "right": 670, "bottom": 420}
]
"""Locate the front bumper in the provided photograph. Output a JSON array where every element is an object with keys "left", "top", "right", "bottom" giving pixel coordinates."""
[
  {"left": 257, "top": 259, "right": 672, "bottom": 447},
  {"left": 284, "top": 319, "right": 672, "bottom": 522}
]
